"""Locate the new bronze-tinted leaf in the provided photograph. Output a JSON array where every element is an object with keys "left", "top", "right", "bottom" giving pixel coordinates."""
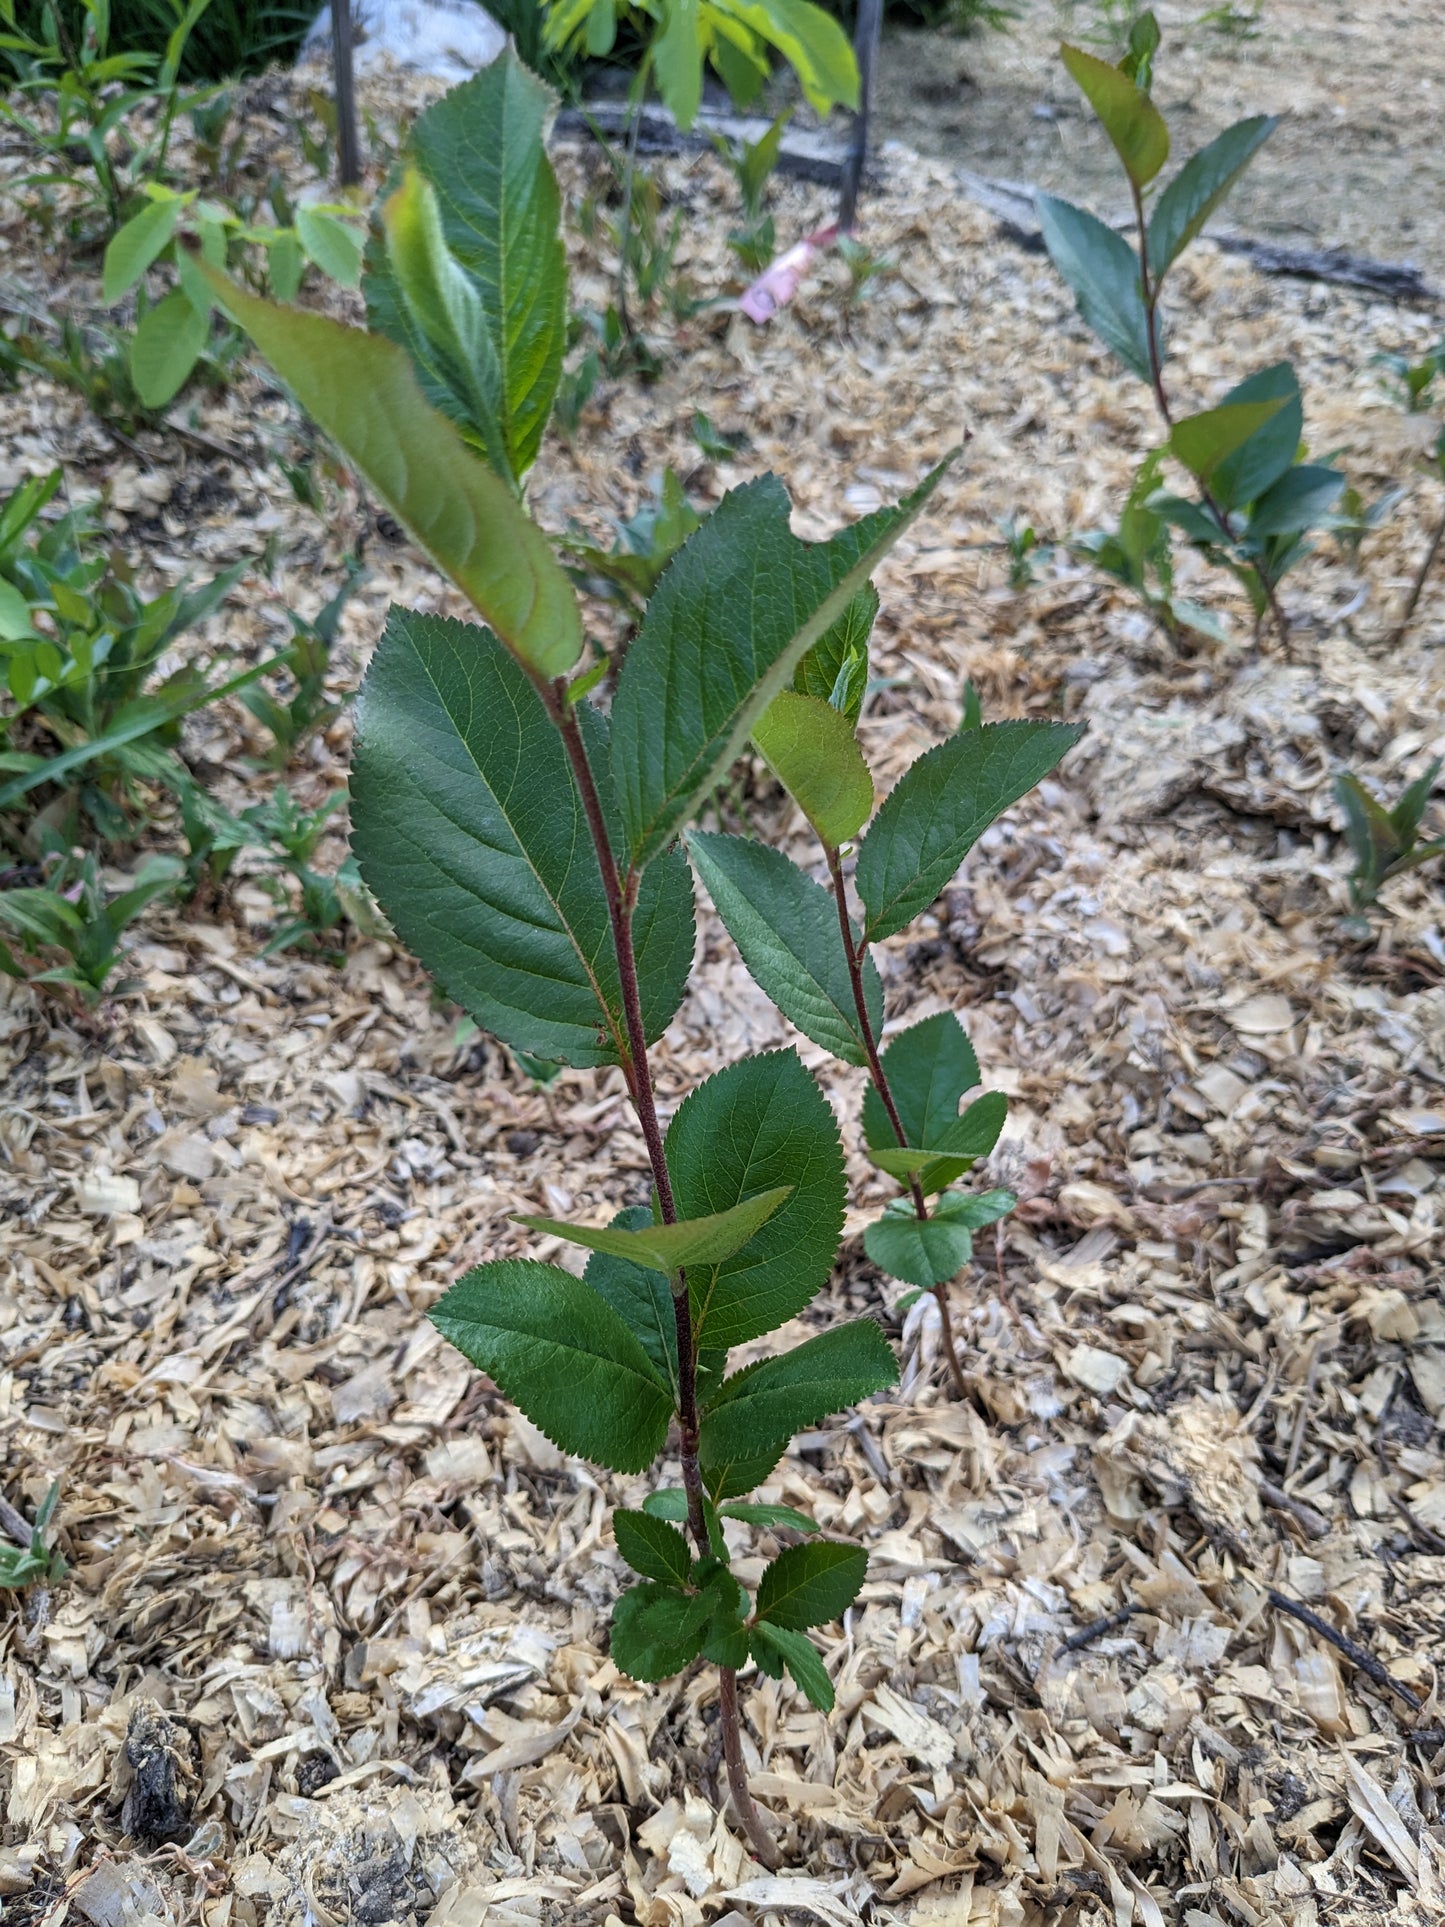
[
  {"left": 700, "top": 1319, "right": 897, "bottom": 1464},
  {"left": 431, "top": 1260, "right": 674, "bottom": 1472},
  {"left": 752, "top": 690, "right": 874, "bottom": 847},
  {"left": 856, "top": 721, "right": 1082, "bottom": 943},
  {"left": 612, "top": 462, "right": 953, "bottom": 868},
  {"left": 366, "top": 51, "right": 567, "bottom": 480},
  {"left": 351, "top": 611, "right": 693, "bottom": 1067},
  {"left": 1147, "top": 116, "right": 1277, "bottom": 278},
  {"left": 1060, "top": 42, "right": 1169, "bottom": 187},
  {"left": 756, "top": 1541, "right": 867, "bottom": 1629},
  {"left": 665, "top": 1049, "right": 846, "bottom": 1348},
  {"left": 517, "top": 1184, "right": 791, "bottom": 1273},
  {"left": 197, "top": 262, "right": 580, "bottom": 677},
  {"left": 1035, "top": 193, "right": 1151, "bottom": 383},
  {"left": 685, "top": 833, "right": 883, "bottom": 1067}
]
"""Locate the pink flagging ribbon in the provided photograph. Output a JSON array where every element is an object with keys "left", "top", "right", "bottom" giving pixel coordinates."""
[{"left": 738, "top": 223, "right": 840, "bottom": 324}]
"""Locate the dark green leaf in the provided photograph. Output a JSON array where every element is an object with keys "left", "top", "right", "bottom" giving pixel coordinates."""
[
  {"left": 1207, "top": 363, "right": 1302, "bottom": 511},
  {"left": 1060, "top": 42, "right": 1169, "bottom": 187},
  {"left": 612, "top": 463, "right": 953, "bottom": 868},
  {"left": 431, "top": 1259, "right": 674, "bottom": 1473},
  {"left": 518, "top": 1185, "right": 790, "bottom": 1274},
  {"left": 1147, "top": 117, "right": 1278, "bottom": 278},
  {"left": 365, "top": 51, "right": 567, "bottom": 481},
  {"left": 752, "top": 690, "right": 874, "bottom": 847},
  {"left": 700, "top": 1319, "right": 897, "bottom": 1467},
  {"left": 584, "top": 1206, "right": 677, "bottom": 1393},
  {"left": 750, "top": 1622, "right": 835, "bottom": 1708},
  {"left": 863, "top": 1187, "right": 1015, "bottom": 1288},
  {"left": 642, "top": 1487, "right": 689, "bottom": 1521},
  {"left": 350, "top": 610, "right": 693, "bottom": 1067},
  {"left": 684, "top": 832, "right": 883, "bottom": 1067},
  {"left": 861, "top": 1012, "right": 978, "bottom": 1153},
  {"left": 865, "top": 1091, "right": 1008, "bottom": 1194},
  {"left": 1035, "top": 193, "right": 1151, "bottom": 383},
  {"left": 756, "top": 1540, "right": 867, "bottom": 1629},
  {"left": 1246, "top": 463, "right": 1345, "bottom": 539},
  {"left": 614, "top": 1508, "right": 693, "bottom": 1584},
  {"left": 197, "top": 262, "right": 580, "bottom": 677},
  {"left": 666, "top": 1049, "right": 846, "bottom": 1348},
  {"left": 794, "top": 584, "right": 877, "bottom": 727},
  {"left": 702, "top": 1440, "right": 789, "bottom": 1503},
  {"left": 610, "top": 1581, "right": 712, "bottom": 1680},
  {"left": 856, "top": 721, "right": 1082, "bottom": 943},
  {"left": 1169, "top": 399, "right": 1287, "bottom": 486},
  {"left": 718, "top": 1502, "right": 819, "bottom": 1532}
]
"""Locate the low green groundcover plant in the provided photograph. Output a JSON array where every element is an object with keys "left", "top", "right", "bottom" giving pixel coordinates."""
[{"left": 190, "top": 49, "right": 1079, "bottom": 1861}]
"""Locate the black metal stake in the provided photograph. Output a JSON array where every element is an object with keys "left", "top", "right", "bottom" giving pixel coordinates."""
[
  {"left": 838, "top": 0, "right": 882, "bottom": 233},
  {"left": 331, "top": 0, "right": 361, "bottom": 188}
]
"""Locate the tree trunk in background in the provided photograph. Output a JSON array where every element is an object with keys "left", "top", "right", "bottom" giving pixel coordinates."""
[
  {"left": 838, "top": 0, "right": 882, "bottom": 233},
  {"left": 332, "top": 0, "right": 362, "bottom": 188}
]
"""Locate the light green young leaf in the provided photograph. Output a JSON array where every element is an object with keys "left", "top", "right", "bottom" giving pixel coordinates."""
[
  {"left": 366, "top": 51, "right": 567, "bottom": 482},
  {"left": 750, "top": 1622, "right": 835, "bottom": 1708},
  {"left": 710, "top": 0, "right": 860, "bottom": 115},
  {"left": 700, "top": 1319, "right": 897, "bottom": 1466},
  {"left": 1035, "top": 193, "right": 1151, "bottom": 383},
  {"left": 517, "top": 1184, "right": 792, "bottom": 1274},
  {"left": 196, "top": 262, "right": 581, "bottom": 678},
  {"left": 794, "top": 583, "right": 876, "bottom": 726},
  {"left": 1060, "top": 41, "right": 1169, "bottom": 188},
  {"left": 431, "top": 1259, "right": 675, "bottom": 1472},
  {"left": 863, "top": 1187, "right": 1015, "bottom": 1288},
  {"left": 684, "top": 832, "right": 883, "bottom": 1067},
  {"left": 129, "top": 289, "right": 208, "bottom": 407},
  {"left": 1169, "top": 399, "right": 1287, "bottom": 486},
  {"left": 864, "top": 1091, "right": 1008, "bottom": 1194},
  {"left": 718, "top": 1501, "right": 819, "bottom": 1532},
  {"left": 611, "top": 1581, "right": 713, "bottom": 1680},
  {"left": 856, "top": 721, "right": 1082, "bottom": 943},
  {"left": 756, "top": 1540, "right": 867, "bottom": 1629},
  {"left": 1147, "top": 116, "right": 1277, "bottom": 278},
  {"left": 752, "top": 690, "right": 874, "bottom": 848},
  {"left": 102, "top": 195, "right": 182, "bottom": 301},
  {"left": 583, "top": 1206, "right": 678, "bottom": 1392},
  {"left": 613, "top": 1508, "right": 693, "bottom": 1584},
  {"left": 665, "top": 1049, "right": 846, "bottom": 1348},
  {"left": 642, "top": 1488, "right": 690, "bottom": 1521},
  {"left": 295, "top": 205, "right": 364, "bottom": 287},
  {"left": 654, "top": 0, "right": 704, "bottom": 129},
  {"left": 350, "top": 611, "right": 693, "bottom": 1067},
  {"left": 612, "top": 461, "right": 953, "bottom": 869}
]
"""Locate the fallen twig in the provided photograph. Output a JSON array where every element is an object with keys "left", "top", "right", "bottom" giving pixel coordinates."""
[
  {"left": 1059, "top": 1605, "right": 1138, "bottom": 1655},
  {"left": 1267, "top": 1588, "right": 1422, "bottom": 1711}
]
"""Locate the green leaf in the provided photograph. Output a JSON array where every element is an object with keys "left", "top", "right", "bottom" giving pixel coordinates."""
[
  {"left": 700, "top": 1319, "right": 897, "bottom": 1467},
  {"left": 350, "top": 610, "right": 693, "bottom": 1068},
  {"left": 1246, "top": 463, "right": 1344, "bottom": 540},
  {"left": 702, "top": 1441, "right": 789, "bottom": 1503},
  {"left": 268, "top": 229, "right": 304, "bottom": 302},
  {"left": 611, "top": 1581, "right": 712, "bottom": 1680},
  {"left": 685, "top": 832, "right": 883, "bottom": 1068},
  {"left": 751, "top": 1622, "right": 835, "bottom": 1708},
  {"left": 665, "top": 1049, "right": 847, "bottom": 1348},
  {"left": 431, "top": 1259, "right": 674, "bottom": 1473},
  {"left": 518, "top": 1184, "right": 792, "bottom": 1274},
  {"left": 1169, "top": 399, "right": 1288, "bottom": 486},
  {"left": 1060, "top": 41, "right": 1169, "bottom": 188},
  {"left": 614, "top": 1508, "right": 693, "bottom": 1584},
  {"left": 129, "top": 289, "right": 209, "bottom": 408},
  {"left": 295, "top": 205, "right": 364, "bottom": 287},
  {"left": 1035, "top": 193, "right": 1151, "bottom": 383},
  {"left": 366, "top": 51, "right": 567, "bottom": 483},
  {"left": 795, "top": 583, "right": 876, "bottom": 726},
  {"left": 756, "top": 1540, "right": 867, "bottom": 1629},
  {"left": 710, "top": 0, "right": 860, "bottom": 116},
  {"left": 1147, "top": 116, "right": 1278, "bottom": 278},
  {"left": 718, "top": 1501, "right": 819, "bottom": 1532},
  {"left": 102, "top": 195, "right": 182, "bottom": 301},
  {"left": 379, "top": 169, "right": 512, "bottom": 487},
  {"left": 196, "top": 262, "right": 581, "bottom": 679},
  {"left": 0, "top": 579, "right": 36, "bottom": 641},
  {"left": 654, "top": 0, "right": 704, "bottom": 129},
  {"left": 752, "top": 690, "right": 874, "bottom": 847},
  {"left": 865, "top": 1091, "right": 1007, "bottom": 1190},
  {"left": 863, "top": 1187, "right": 1015, "bottom": 1288},
  {"left": 856, "top": 721, "right": 1082, "bottom": 944},
  {"left": 584, "top": 1206, "right": 678, "bottom": 1393},
  {"left": 642, "top": 1488, "right": 689, "bottom": 1521},
  {"left": 612, "top": 463, "right": 953, "bottom": 869},
  {"left": 1207, "top": 363, "right": 1302, "bottom": 511}
]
